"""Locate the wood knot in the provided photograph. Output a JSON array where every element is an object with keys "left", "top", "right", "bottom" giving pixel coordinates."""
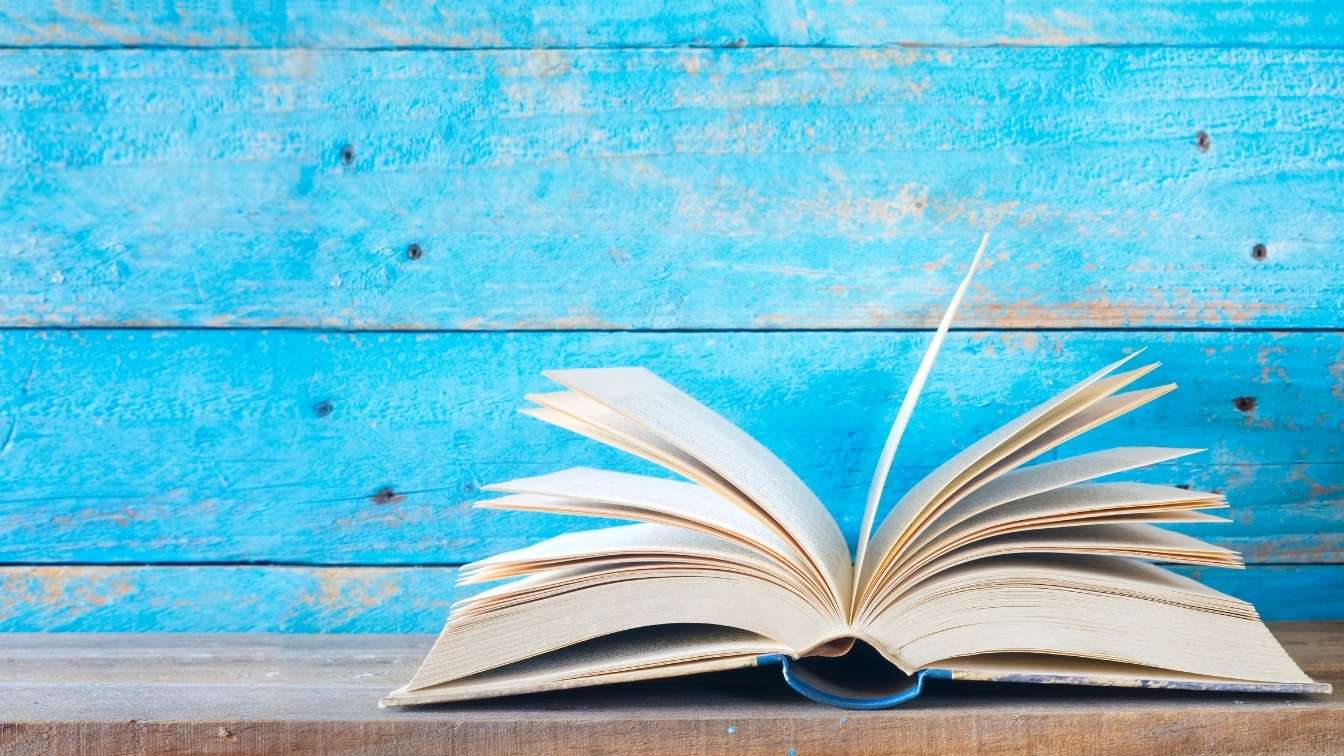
[
  {"left": 371, "top": 487, "right": 404, "bottom": 505},
  {"left": 1195, "top": 130, "right": 1210, "bottom": 152},
  {"left": 1233, "top": 396, "right": 1256, "bottom": 413},
  {"left": 406, "top": 243, "right": 424, "bottom": 261},
  {"left": 339, "top": 144, "right": 355, "bottom": 165},
  {"left": 312, "top": 400, "right": 334, "bottom": 418},
  {"left": 1251, "top": 243, "right": 1267, "bottom": 261}
]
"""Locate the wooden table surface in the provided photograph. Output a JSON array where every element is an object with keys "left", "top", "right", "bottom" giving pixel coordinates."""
[{"left": 0, "top": 622, "right": 1340, "bottom": 755}]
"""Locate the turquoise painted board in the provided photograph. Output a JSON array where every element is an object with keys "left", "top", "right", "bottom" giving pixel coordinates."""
[
  {"left": 0, "top": 4, "right": 1341, "bottom": 634},
  {"left": 0, "top": 48, "right": 1341, "bottom": 329},
  {"left": 1, "top": 329, "right": 1339, "bottom": 565},
  {"left": 1, "top": 1, "right": 1341, "bottom": 48},
  {"left": 0, "top": 565, "right": 1333, "bottom": 632},
  {"left": 0, "top": 566, "right": 470, "bottom": 633}
]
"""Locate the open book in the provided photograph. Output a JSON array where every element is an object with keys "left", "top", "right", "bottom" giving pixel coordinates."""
[{"left": 384, "top": 236, "right": 1329, "bottom": 709}]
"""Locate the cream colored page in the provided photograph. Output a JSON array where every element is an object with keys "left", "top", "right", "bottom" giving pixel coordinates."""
[
  {"left": 384, "top": 625, "right": 784, "bottom": 705},
  {"left": 939, "top": 447, "right": 1203, "bottom": 522},
  {"left": 890, "top": 522, "right": 1239, "bottom": 593},
  {"left": 449, "top": 563, "right": 820, "bottom": 623},
  {"left": 853, "top": 234, "right": 989, "bottom": 606},
  {"left": 482, "top": 467, "right": 800, "bottom": 567},
  {"left": 463, "top": 523, "right": 780, "bottom": 579},
  {"left": 866, "top": 558, "right": 1311, "bottom": 683},
  {"left": 866, "top": 481, "right": 1226, "bottom": 608},
  {"left": 915, "top": 481, "right": 1223, "bottom": 552},
  {"left": 894, "top": 601, "right": 1309, "bottom": 683},
  {"left": 406, "top": 572, "right": 838, "bottom": 689},
  {"left": 458, "top": 523, "right": 826, "bottom": 608},
  {"left": 979, "top": 522, "right": 1236, "bottom": 558},
  {"left": 472, "top": 492, "right": 829, "bottom": 610},
  {"left": 544, "top": 367, "right": 851, "bottom": 610},
  {"left": 859, "top": 352, "right": 1145, "bottom": 591},
  {"left": 389, "top": 655, "right": 768, "bottom": 706},
  {"left": 526, "top": 391, "right": 717, "bottom": 481},
  {"left": 889, "top": 447, "right": 1205, "bottom": 565},
  {"left": 519, "top": 396, "right": 815, "bottom": 569},
  {"left": 977, "top": 385, "right": 1175, "bottom": 480}
]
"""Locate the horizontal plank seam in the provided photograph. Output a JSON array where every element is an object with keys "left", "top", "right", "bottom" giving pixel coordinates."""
[
  {"left": 1, "top": 325, "right": 1342, "bottom": 336},
  {"left": 0, "top": 43, "right": 1342, "bottom": 53}
]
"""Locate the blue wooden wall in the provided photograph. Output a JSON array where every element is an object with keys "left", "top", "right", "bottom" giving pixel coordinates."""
[{"left": 0, "top": 2, "right": 1340, "bottom": 631}]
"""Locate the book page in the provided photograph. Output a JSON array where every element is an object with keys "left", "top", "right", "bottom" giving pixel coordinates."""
[
  {"left": 888, "top": 447, "right": 1206, "bottom": 559},
  {"left": 861, "top": 479, "right": 1227, "bottom": 616},
  {"left": 857, "top": 351, "right": 1147, "bottom": 597},
  {"left": 852, "top": 233, "right": 988, "bottom": 609},
  {"left": 383, "top": 625, "right": 785, "bottom": 706},
  {"left": 931, "top": 447, "right": 1206, "bottom": 527},
  {"left": 463, "top": 523, "right": 784, "bottom": 583},
  {"left": 888, "top": 522, "right": 1239, "bottom": 597},
  {"left": 460, "top": 518, "right": 833, "bottom": 613},
  {"left": 481, "top": 466, "right": 807, "bottom": 577},
  {"left": 894, "top": 479, "right": 1223, "bottom": 571},
  {"left": 518, "top": 392, "right": 832, "bottom": 599},
  {"left": 525, "top": 391, "right": 721, "bottom": 488},
  {"left": 544, "top": 367, "right": 852, "bottom": 613},
  {"left": 404, "top": 569, "right": 840, "bottom": 690},
  {"left": 863, "top": 556, "right": 1314, "bottom": 685}
]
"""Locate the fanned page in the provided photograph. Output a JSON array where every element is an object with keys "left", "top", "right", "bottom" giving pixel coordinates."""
[
  {"left": 856, "top": 350, "right": 1151, "bottom": 603},
  {"left": 852, "top": 232, "right": 988, "bottom": 607},
  {"left": 543, "top": 367, "right": 852, "bottom": 613}
]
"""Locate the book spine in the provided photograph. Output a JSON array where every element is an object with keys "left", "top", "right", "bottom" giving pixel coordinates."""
[{"left": 756, "top": 654, "right": 950, "bottom": 710}]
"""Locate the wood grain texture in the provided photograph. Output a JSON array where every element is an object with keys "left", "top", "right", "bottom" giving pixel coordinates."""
[
  {"left": 2, "top": 1, "right": 1342, "bottom": 48},
  {"left": 1, "top": 328, "right": 1340, "bottom": 566},
  {"left": 0, "top": 625, "right": 1339, "bottom": 754},
  {"left": 0, "top": 564, "right": 1336, "bottom": 632},
  {"left": 1, "top": 47, "right": 1341, "bottom": 330}
]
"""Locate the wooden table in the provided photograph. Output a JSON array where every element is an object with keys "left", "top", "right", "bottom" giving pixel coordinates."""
[{"left": 1, "top": 623, "right": 1340, "bottom": 754}]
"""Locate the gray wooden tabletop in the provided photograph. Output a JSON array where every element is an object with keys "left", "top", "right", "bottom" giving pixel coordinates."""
[{"left": 0, "top": 622, "right": 1340, "bottom": 754}]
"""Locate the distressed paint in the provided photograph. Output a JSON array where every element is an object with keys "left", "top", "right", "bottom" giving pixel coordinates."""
[
  {"left": 0, "top": 2, "right": 1341, "bottom": 48},
  {"left": 0, "top": 329, "right": 1339, "bottom": 565},
  {"left": 0, "top": 564, "right": 1332, "bottom": 632},
  {"left": 0, "top": 5, "right": 1341, "bottom": 635},
  {"left": 0, "top": 565, "right": 469, "bottom": 632},
  {"left": 0, "top": 48, "right": 1341, "bottom": 330},
  {"left": 1174, "top": 565, "right": 1344, "bottom": 622}
]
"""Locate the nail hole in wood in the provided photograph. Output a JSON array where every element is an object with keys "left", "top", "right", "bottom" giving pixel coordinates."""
[
  {"left": 312, "top": 400, "right": 334, "bottom": 418},
  {"left": 371, "top": 487, "right": 404, "bottom": 505},
  {"left": 1251, "top": 243, "right": 1267, "bottom": 261},
  {"left": 340, "top": 144, "right": 355, "bottom": 165},
  {"left": 1195, "top": 131, "right": 1210, "bottom": 152},
  {"left": 1233, "top": 396, "right": 1257, "bottom": 413},
  {"left": 406, "top": 243, "right": 424, "bottom": 261}
]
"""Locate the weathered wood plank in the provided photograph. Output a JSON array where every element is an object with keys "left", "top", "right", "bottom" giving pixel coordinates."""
[
  {"left": 0, "top": 565, "right": 1336, "bottom": 632},
  {"left": 0, "top": 329, "right": 1339, "bottom": 565},
  {"left": 0, "top": 566, "right": 470, "bottom": 633},
  {"left": 1, "top": 48, "right": 1341, "bottom": 330},
  {"left": 1, "top": 1, "right": 1341, "bottom": 48},
  {"left": 0, "top": 625, "right": 1337, "bottom": 756}
]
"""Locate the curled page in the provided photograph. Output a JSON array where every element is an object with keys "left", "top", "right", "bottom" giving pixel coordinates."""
[{"left": 850, "top": 233, "right": 989, "bottom": 609}]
